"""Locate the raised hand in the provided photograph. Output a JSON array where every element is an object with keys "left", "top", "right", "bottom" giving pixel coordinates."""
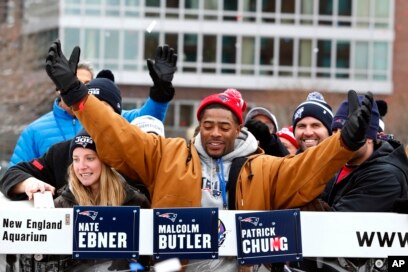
[
  {"left": 45, "top": 39, "right": 88, "bottom": 106},
  {"left": 341, "top": 90, "right": 373, "bottom": 151},
  {"left": 147, "top": 45, "right": 178, "bottom": 102}
]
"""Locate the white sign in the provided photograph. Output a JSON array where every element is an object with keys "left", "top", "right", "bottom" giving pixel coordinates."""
[
  {"left": 1, "top": 191, "right": 408, "bottom": 258},
  {"left": 0, "top": 209, "right": 73, "bottom": 254}
]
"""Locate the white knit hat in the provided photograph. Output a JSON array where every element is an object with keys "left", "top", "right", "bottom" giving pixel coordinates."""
[{"left": 131, "top": 115, "right": 165, "bottom": 137}]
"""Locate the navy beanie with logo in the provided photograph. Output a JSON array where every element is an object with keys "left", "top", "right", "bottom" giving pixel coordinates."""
[
  {"left": 69, "top": 130, "right": 97, "bottom": 158},
  {"left": 86, "top": 78, "right": 122, "bottom": 114},
  {"left": 292, "top": 92, "right": 334, "bottom": 135},
  {"left": 332, "top": 95, "right": 380, "bottom": 139}
]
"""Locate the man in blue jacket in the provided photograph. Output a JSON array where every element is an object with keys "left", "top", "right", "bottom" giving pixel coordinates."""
[{"left": 8, "top": 45, "right": 175, "bottom": 166}]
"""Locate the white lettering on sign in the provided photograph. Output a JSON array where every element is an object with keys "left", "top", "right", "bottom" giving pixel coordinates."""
[
  {"left": 242, "top": 237, "right": 288, "bottom": 254},
  {"left": 158, "top": 234, "right": 211, "bottom": 249},
  {"left": 78, "top": 232, "right": 127, "bottom": 248},
  {"left": 158, "top": 224, "right": 200, "bottom": 234}
]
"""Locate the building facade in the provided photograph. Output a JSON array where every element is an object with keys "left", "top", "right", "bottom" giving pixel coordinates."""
[{"left": 18, "top": 0, "right": 407, "bottom": 140}]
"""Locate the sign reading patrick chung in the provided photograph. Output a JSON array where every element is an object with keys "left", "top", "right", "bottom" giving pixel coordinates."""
[
  {"left": 153, "top": 207, "right": 218, "bottom": 260},
  {"left": 235, "top": 209, "right": 302, "bottom": 265},
  {"left": 72, "top": 206, "right": 140, "bottom": 259}
]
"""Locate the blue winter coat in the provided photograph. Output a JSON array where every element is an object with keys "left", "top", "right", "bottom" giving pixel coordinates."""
[{"left": 9, "top": 97, "right": 168, "bottom": 166}]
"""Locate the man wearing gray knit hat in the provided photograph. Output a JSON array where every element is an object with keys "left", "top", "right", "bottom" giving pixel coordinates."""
[{"left": 292, "top": 91, "right": 333, "bottom": 153}]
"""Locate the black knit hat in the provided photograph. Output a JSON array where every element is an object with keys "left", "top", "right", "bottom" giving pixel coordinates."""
[
  {"left": 292, "top": 92, "right": 333, "bottom": 135},
  {"left": 86, "top": 78, "right": 122, "bottom": 114},
  {"left": 70, "top": 130, "right": 96, "bottom": 158}
]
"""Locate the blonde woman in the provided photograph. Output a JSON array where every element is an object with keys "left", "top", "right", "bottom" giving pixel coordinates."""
[
  {"left": 54, "top": 130, "right": 150, "bottom": 208},
  {"left": 42, "top": 130, "right": 150, "bottom": 271}
]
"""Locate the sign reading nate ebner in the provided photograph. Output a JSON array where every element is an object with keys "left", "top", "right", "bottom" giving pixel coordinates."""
[{"left": 72, "top": 206, "right": 140, "bottom": 259}]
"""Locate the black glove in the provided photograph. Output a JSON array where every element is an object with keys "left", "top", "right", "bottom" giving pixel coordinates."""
[
  {"left": 340, "top": 90, "right": 373, "bottom": 151},
  {"left": 245, "top": 119, "right": 271, "bottom": 147},
  {"left": 45, "top": 39, "right": 88, "bottom": 106},
  {"left": 147, "top": 45, "right": 177, "bottom": 102}
]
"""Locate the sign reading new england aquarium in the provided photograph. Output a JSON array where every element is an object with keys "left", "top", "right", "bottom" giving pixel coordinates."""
[
  {"left": 72, "top": 206, "right": 140, "bottom": 259},
  {"left": 153, "top": 207, "right": 218, "bottom": 260},
  {"left": 235, "top": 209, "right": 302, "bottom": 265}
]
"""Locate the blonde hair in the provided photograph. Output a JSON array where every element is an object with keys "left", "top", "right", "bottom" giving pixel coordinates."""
[{"left": 67, "top": 163, "right": 126, "bottom": 206}]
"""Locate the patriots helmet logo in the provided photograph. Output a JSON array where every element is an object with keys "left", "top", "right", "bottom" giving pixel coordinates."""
[
  {"left": 158, "top": 213, "right": 178, "bottom": 223},
  {"left": 78, "top": 210, "right": 98, "bottom": 220},
  {"left": 240, "top": 217, "right": 260, "bottom": 226}
]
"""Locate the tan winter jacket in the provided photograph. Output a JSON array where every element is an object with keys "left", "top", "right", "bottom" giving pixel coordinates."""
[{"left": 75, "top": 95, "right": 355, "bottom": 211}]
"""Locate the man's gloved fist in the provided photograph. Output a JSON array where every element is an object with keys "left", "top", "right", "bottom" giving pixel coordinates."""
[
  {"left": 341, "top": 90, "right": 373, "bottom": 151},
  {"left": 45, "top": 40, "right": 88, "bottom": 106},
  {"left": 147, "top": 45, "right": 177, "bottom": 102},
  {"left": 245, "top": 119, "right": 271, "bottom": 147}
]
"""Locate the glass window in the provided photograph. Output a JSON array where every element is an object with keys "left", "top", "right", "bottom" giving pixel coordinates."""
[
  {"left": 203, "top": 35, "right": 217, "bottom": 63},
  {"left": 223, "top": 0, "right": 238, "bottom": 21},
  {"left": 356, "top": 0, "right": 370, "bottom": 28},
  {"left": 124, "top": 31, "right": 138, "bottom": 70},
  {"left": 243, "top": 0, "right": 256, "bottom": 12},
  {"left": 241, "top": 37, "right": 255, "bottom": 65},
  {"left": 299, "top": 39, "right": 312, "bottom": 77},
  {"left": 279, "top": 38, "right": 293, "bottom": 66},
  {"left": 281, "top": 0, "right": 295, "bottom": 24},
  {"left": 282, "top": 0, "right": 295, "bottom": 13},
  {"left": 204, "top": 0, "right": 218, "bottom": 9},
  {"left": 204, "top": 0, "right": 218, "bottom": 20},
  {"left": 184, "top": 34, "right": 197, "bottom": 62},
  {"left": 165, "top": 33, "right": 178, "bottom": 51},
  {"left": 84, "top": 0, "right": 101, "bottom": 16},
  {"left": 300, "top": 0, "right": 313, "bottom": 25},
  {"left": 224, "top": 0, "right": 237, "bottom": 11},
  {"left": 262, "top": 0, "right": 275, "bottom": 12},
  {"left": 374, "top": 0, "right": 390, "bottom": 28},
  {"left": 166, "top": 0, "right": 179, "bottom": 18},
  {"left": 318, "top": 0, "right": 333, "bottom": 25},
  {"left": 64, "top": 28, "right": 80, "bottom": 55},
  {"left": 185, "top": 0, "right": 199, "bottom": 9},
  {"left": 279, "top": 38, "right": 293, "bottom": 76},
  {"left": 185, "top": 0, "right": 199, "bottom": 19},
  {"left": 375, "top": 0, "right": 390, "bottom": 18},
  {"left": 103, "top": 30, "right": 119, "bottom": 70},
  {"left": 337, "top": 0, "right": 351, "bottom": 26},
  {"left": 222, "top": 36, "right": 236, "bottom": 73},
  {"left": 146, "top": 0, "right": 160, "bottom": 7},
  {"left": 144, "top": 32, "right": 159, "bottom": 62},
  {"left": 241, "top": 37, "right": 255, "bottom": 75},
  {"left": 145, "top": 0, "right": 160, "bottom": 17},
  {"left": 336, "top": 41, "right": 350, "bottom": 78},
  {"left": 316, "top": 40, "right": 331, "bottom": 77},
  {"left": 373, "top": 42, "right": 388, "bottom": 80},
  {"left": 84, "top": 29, "right": 101, "bottom": 60},
  {"left": 165, "top": 104, "right": 175, "bottom": 126},
  {"left": 260, "top": 37, "right": 274, "bottom": 75},
  {"left": 354, "top": 41, "right": 368, "bottom": 79},
  {"left": 180, "top": 104, "right": 194, "bottom": 127},
  {"left": 184, "top": 34, "right": 197, "bottom": 72},
  {"left": 125, "top": 0, "right": 139, "bottom": 17},
  {"left": 106, "top": 0, "right": 120, "bottom": 16},
  {"left": 104, "top": 30, "right": 119, "bottom": 59}
]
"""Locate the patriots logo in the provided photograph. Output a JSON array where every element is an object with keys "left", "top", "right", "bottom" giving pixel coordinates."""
[
  {"left": 293, "top": 107, "right": 304, "bottom": 121},
  {"left": 158, "top": 213, "right": 177, "bottom": 222},
  {"left": 240, "top": 217, "right": 260, "bottom": 226},
  {"left": 218, "top": 95, "right": 230, "bottom": 102},
  {"left": 79, "top": 210, "right": 98, "bottom": 220}
]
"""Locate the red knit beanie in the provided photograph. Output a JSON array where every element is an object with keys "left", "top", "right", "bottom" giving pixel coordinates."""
[
  {"left": 196, "top": 89, "right": 246, "bottom": 124},
  {"left": 276, "top": 126, "right": 299, "bottom": 149}
]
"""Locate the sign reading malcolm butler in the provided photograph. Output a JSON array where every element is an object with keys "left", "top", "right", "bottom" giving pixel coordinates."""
[
  {"left": 72, "top": 206, "right": 140, "bottom": 259},
  {"left": 153, "top": 207, "right": 218, "bottom": 260},
  {"left": 235, "top": 209, "right": 302, "bottom": 265}
]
